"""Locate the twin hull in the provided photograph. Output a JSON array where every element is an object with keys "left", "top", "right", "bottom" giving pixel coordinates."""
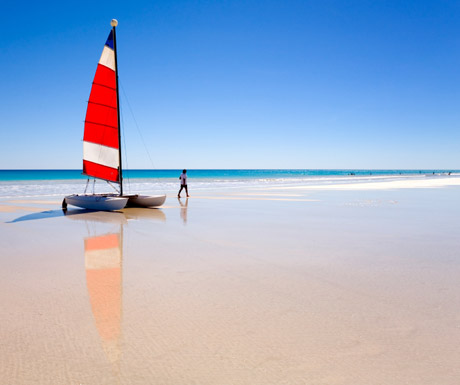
[{"left": 65, "top": 194, "right": 166, "bottom": 211}]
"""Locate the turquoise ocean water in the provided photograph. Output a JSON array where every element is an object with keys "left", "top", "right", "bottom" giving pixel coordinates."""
[
  {"left": 0, "top": 169, "right": 457, "bottom": 181},
  {"left": 0, "top": 169, "right": 458, "bottom": 199}
]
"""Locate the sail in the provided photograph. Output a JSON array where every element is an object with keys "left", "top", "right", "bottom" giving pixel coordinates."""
[{"left": 83, "top": 31, "right": 120, "bottom": 183}]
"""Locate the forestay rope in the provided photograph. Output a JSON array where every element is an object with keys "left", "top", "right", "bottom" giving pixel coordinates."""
[{"left": 119, "top": 81, "right": 166, "bottom": 195}]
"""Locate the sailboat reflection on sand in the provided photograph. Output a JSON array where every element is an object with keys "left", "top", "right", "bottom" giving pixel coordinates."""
[
  {"left": 85, "top": 230, "right": 123, "bottom": 376},
  {"left": 63, "top": 208, "right": 165, "bottom": 381}
]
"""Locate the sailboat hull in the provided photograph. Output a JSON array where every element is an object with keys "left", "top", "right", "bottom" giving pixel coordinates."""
[
  {"left": 65, "top": 194, "right": 128, "bottom": 211},
  {"left": 125, "top": 194, "right": 166, "bottom": 208}
]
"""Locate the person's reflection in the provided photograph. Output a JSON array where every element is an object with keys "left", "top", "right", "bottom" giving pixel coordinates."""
[
  {"left": 85, "top": 227, "right": 123, "bottom": 380},
  {"left": 178, "top": 197, "right": 188, "bottom": 224}
]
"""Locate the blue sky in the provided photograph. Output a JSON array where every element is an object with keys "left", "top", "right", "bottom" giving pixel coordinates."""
[{"left": 1, "top": 0, "right": 459, "bottom": 169}]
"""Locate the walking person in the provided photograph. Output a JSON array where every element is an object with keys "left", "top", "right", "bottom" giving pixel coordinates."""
[{"left": 178, "top": 169, "right": 190, "bottom": 197}]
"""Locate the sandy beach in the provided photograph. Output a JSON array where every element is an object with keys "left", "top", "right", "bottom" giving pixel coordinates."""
[{"left": 1, "top": 175, "right": 460, "bottom": 384}]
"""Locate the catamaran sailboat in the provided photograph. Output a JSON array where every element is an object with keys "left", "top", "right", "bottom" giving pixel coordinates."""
[{"left": 64, "top": 19, "right": 166, "bottom": 211}]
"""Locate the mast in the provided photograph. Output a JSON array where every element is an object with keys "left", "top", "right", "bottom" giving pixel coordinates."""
[{"left": 111, "top": 19, "right": 123, "bottom": 196}]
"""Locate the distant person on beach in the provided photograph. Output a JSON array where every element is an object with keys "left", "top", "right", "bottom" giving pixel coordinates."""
[{"left": 178, "top": 169, "right": 190, "bottom": 197}]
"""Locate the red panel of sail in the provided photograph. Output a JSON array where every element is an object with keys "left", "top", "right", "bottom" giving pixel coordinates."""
[
  {"left": 93, "top": 64, "right": 117, "bottom": 90},
  {"left": 89, "top": 83, "right": 117, "bottom": 109},
  {"left": 83, "top": 160, "right": 119, "bottom": 182},
  {"left": 84, "top": 63, "right": 118, "bottom": 148},
  {"left": 85, "top": 102, "right": 118, "bottom": 140},
  {"left": 83, "top": 122, "right": 118, "bottom": 149},
  {"left": 86, "top": 233, "right": 120, "bottom": 251}
]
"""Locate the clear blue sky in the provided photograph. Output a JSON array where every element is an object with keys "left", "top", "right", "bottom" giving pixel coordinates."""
[{"left": 1, "top": 0, "right": 459, "bottom": 169}]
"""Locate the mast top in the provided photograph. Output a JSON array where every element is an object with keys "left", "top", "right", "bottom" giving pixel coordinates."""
[{"left": 111, "top": 19, "right": 118, "bottom": 27}]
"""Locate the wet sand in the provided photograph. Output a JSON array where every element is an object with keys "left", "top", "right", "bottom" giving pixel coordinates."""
[{"left": 1, "top": 176, "right": 460, "bottom": 384}]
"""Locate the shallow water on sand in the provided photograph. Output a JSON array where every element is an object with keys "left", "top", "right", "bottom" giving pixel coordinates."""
[{"left": 1, "top": 183, "right": 460, "bottom": 384}]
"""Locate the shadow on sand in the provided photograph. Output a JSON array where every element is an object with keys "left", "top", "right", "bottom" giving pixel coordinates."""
[{"left": 7, "top": 207, "right": 166, "bottom": 224}]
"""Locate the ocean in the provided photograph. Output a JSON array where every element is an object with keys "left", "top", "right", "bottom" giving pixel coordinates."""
[{"left": 0, "top": 169, "right": 457, "bottom": 199}]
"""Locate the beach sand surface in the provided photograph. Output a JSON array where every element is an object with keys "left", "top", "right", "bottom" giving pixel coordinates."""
[{"left": 1, "top": 176, "right": 460, "bottom": 384}]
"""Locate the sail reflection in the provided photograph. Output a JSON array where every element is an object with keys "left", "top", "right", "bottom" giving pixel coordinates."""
[
  {"left": 85, "top": 231, "right": 123, "bottom": 371},
  {"left": 64, "top": 207, "right": 165, "bottom": 381}
]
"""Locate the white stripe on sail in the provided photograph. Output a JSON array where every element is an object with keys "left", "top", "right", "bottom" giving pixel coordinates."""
[
  {"left": 99, "top": 46, "right": 115, "bottom": 71},
  {"left": 83, "top": 141, "right": 119, "bottom": 170},
  {"left": 85, "top": 248, "right": 121, "bottom": 269}
]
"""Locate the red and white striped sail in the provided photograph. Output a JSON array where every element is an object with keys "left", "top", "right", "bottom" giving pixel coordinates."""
[{"left": 83, "top": 31, "right": 120, "bottom": 183}]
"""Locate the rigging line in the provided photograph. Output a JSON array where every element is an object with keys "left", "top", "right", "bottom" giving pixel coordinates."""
[
  {"left": 120, "top": 101, "right": 131, "bottom": 193},
  {"left": 119, "top": 81, "right": 157, "bottom": 169},
  {"left": 106, "top": 180, "right": 120, "bottom": 193},
  {"left": 84, "top": 179, "right": 90, "bottom": 194}
]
